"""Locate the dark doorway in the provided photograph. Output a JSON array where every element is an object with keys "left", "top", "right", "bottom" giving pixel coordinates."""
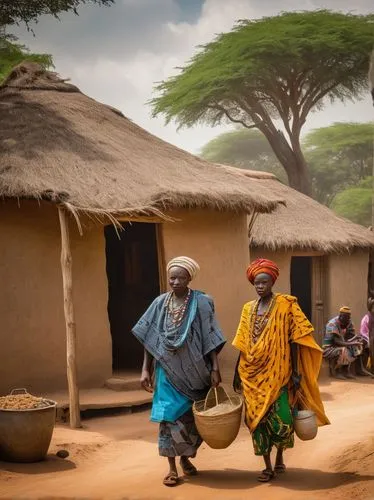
[
  {"left": 105, "top": 222, "right": 160, "bottom": 372},
  {"left": 290, "top": 256, "right": 312, "bottom": 321},
  {"left": 368, "top": 249, "right": 374, "bottom": 298}
]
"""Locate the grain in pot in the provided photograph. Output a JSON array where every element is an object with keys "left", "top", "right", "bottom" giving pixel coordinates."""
[{"left": 0, "top": 394, "right": 52, "bottom": 410}]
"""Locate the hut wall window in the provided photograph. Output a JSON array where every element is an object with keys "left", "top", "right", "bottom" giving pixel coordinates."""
[{"left": 104, "top": 222, "right": 160, "bottom": 373}]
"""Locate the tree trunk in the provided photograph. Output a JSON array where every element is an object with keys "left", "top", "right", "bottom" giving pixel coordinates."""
[
  {"left": 283, "top": 150, "right": 312, "bottom": 195},
  {"left": 257, "top": 126, "right": 312, "bottom": 195}
]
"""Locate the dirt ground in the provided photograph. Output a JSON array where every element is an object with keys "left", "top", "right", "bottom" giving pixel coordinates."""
[{"left": 1, "top": 377, "right": 374, "bottom": 500}]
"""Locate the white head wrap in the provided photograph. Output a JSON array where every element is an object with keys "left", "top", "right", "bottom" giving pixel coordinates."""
[{"left": 166, "top": 256, "right": 200, "bottom": 280}]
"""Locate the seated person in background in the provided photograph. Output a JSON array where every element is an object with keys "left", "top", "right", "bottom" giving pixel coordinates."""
[
  {"left": 323, "top": 306, "right": 364, "bottom": 379},
  {"left": 360, "top": 297, "right": 374, "bottom": 375}
]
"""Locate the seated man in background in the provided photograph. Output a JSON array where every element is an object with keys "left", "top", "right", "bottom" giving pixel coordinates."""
[
  {"left": 360, "top": 297, "right": 374, "bottom": 376},
  {"left": 323, "top": 306, "right": 365, "bottom": 379}
]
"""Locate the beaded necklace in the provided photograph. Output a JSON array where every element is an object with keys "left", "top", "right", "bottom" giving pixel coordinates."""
[
  {"left": 249, "top": 294, "right": 276, "bottom": 345},
  {"left": 165, "top": 288, "right": 191, "bottom": 329}
]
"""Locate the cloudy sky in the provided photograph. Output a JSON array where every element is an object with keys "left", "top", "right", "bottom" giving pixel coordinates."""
[{"left": 15, "top": 0, "right": 373, "bottom": 154}]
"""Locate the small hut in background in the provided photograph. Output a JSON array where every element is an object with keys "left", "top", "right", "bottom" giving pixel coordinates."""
[
  {"left": 0, "top": 64, "right": 284, "bottom": 425},
  {"left": 219, "top": 167, "right": 374, "bottom": 343}
]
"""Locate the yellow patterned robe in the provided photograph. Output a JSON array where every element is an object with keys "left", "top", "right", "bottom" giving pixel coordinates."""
[{"left": 232, "top": 294, "right": 329, "bottom": 432}]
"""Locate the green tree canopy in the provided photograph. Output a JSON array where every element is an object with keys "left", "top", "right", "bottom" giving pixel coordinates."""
[
  {"left": 0, "top": 1, "right": 114, "bottom": 85},
  {"left": 304, "top": 122, "right": 374, "bottom": 204},
  {"left": 0, "top": 0, "right": 113, "bottom": 27},
  {"left": 0, "top": 39, "right": 52, "bottom": 83},
  {"left": 330, "top": 177, "right": 373, "bottom": 227},
  {"left": 200, "top": 129, "right": 287, "bottom": 183},
  {"left": 151, "top": 10, "right": 374, "bottom": 195},
  {"left": 200, "top": 121, "right": 374, "bottom": 209}
]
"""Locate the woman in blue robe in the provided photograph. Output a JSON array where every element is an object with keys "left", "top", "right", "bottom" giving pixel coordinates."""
[{"left": 132, "top": 256, "right": 226, "bottom": 487}]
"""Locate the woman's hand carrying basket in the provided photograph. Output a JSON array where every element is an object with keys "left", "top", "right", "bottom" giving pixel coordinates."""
[{"left": 193, "top": 386, "right": 243, "bottom": 449}]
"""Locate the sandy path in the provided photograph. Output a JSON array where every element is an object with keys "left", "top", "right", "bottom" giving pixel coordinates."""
[{"left": 1, "top": 378, "right": 373, "bottom": 500}]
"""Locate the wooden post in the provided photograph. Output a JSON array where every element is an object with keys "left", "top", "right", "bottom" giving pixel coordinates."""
[
  {"left": 58, "top": 207, "right": 81, "bottom": 428},
  {"left": 311, "top": 256, "right": 326, "bottom": 347}
]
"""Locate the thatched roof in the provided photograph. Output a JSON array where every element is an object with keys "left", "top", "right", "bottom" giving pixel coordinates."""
[
  {"left": 216, "top": 165, "right": 374, "bottom": 253},
  {"left": 0, "top": 63, "right": 284, "bottom": 219}
]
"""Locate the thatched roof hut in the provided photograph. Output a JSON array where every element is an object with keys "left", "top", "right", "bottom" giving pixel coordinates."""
[
  {"left": 248, "top": 171, "right": 373, "bottom": 253},
  {"left": 0, "top": 63, "right": 283, "bottom": 218},
  {"left": 1, "top": 64, "right": 286, "bottom": 425},
  {"left": 215, "top": 166, "right": 374, "bottom": 252}
]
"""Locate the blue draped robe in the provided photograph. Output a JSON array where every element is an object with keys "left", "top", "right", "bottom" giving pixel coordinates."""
[{"left": 132, "top": 290, "right": 226, "bottom": 421}]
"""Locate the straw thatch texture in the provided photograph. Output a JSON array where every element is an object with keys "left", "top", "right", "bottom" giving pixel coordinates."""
[
  {"left": 0, "top": 63, "right": 284, "bottom": 218},
  {"left": 216, "top": 165, "right": 374, "bottom": 253}
]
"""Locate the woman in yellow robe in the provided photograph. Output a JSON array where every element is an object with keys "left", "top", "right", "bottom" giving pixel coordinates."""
[{"left": 232, "top": 258, "right": 329, "bottom": 482}]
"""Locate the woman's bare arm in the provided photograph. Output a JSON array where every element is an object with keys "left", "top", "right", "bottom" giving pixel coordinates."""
[
  {"left": 209, "top": 350, "right": 221, "bottom": 387},
  {"left": 140, "top": 349, "right": 154, "bottom": 393}
]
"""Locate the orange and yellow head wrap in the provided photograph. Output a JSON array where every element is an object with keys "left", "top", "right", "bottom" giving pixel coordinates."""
[{"left": 246, "top": 258, "right": 280, "bottom": 285}]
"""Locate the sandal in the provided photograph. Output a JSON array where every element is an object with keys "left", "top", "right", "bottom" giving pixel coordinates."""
[
  {"left": 163, "top": 472, "right": 179, "bottom": 487},
  {"left": 180, "top": 458, "right": 198, "bottom": 476},
  {"left": 257, "top": 469, "right": 275, "bottom": 483},
  {"left": 274, "top": 463, "right": 286, "bottom": 473}
]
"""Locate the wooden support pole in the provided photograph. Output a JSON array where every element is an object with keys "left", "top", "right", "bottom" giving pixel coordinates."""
[{"left": 58, "top": 207, "right": 81, "bottom": 428}]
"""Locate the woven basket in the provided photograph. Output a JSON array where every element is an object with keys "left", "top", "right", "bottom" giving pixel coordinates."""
[{"left": 193, "top": 386, "right": 243, "bottom": 449}]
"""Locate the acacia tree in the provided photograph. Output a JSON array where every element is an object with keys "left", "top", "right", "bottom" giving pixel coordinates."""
[
  {"left": 0, "top": 0, "right": 114, "bottom": 83},
  {"left": 200, "top": 129, "right": 287, "bottom": 183},
  {"left": 0, "top": 0, "right": 113, "bottom": 27},
  {"left": 330, "top": 177, "right": 373, "bottom": 227},
  {"left": 151, "top": 10, "right": 374, "bottom": 195},
  {"left": 200, "top": 122, "right": 373, "bottom": 204},
  {"left": 0, "top": 39, "right": 52, "bottom": 82},
  {"left": 304, "top": 122, "right": 373, "bottom": 204}
]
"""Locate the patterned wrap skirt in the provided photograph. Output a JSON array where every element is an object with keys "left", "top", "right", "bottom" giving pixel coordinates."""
[
  {"left": 252, "top": 386, "right": 294, "bottom": 456},
  {"left": 323, "top": 343, "right": 362, "bottom": 366},
  {"left": 158, "top": 409, "right": 202, "bottom": 457}
]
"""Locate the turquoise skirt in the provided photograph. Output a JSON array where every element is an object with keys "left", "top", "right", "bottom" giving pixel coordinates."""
[{"left": 151, "top": 363, "right": 192, "bottom": 423}]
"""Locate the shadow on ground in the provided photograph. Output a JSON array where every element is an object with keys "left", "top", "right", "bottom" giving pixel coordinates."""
[
  {"left": 320, "top": 391, "right": 334, "bottom": 401},
  {"left": 0, "top": 455, "right": 76, "bottom": 475},
  {"left": 187, "top": 468, "right": 374, "bottom": 491}
]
